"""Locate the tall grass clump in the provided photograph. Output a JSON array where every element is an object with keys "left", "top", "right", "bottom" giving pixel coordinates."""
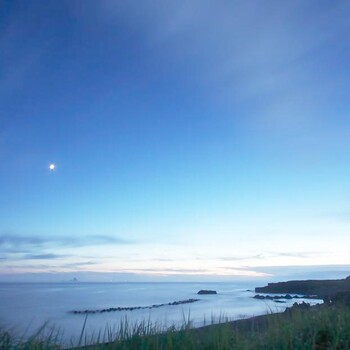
[
  {"left": 259, "top": 305, "right": 350, "bottom": 349},
  {"left": 0, "top": 323, "right": 62, "bottom": 350},
  {"left": 85, "top": 305, "right": 350, "bottom": 349}
]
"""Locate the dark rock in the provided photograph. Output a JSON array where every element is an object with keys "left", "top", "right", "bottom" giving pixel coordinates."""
[
  {"left": 197, "top": 290, "right": 217, "bottom": 295},
  {"left": 253, "top": 294, "right": 317, "bottom": 301},
  {"left": 284, "top": 301, "right": 311, "bottom": 314}
]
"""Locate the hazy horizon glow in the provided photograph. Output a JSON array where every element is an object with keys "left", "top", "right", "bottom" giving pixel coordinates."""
[{"left": 1, "top": 1, "right": 350, "bottom": 281}]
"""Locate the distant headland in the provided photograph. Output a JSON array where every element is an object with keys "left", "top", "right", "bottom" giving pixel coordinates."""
[{"left": 255, "top": 275, "right": 350, "bottom": 304}]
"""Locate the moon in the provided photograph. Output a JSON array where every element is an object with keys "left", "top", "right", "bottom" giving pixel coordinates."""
[{"left": 49, "top": 163, "right": 56, "bottom": 171}]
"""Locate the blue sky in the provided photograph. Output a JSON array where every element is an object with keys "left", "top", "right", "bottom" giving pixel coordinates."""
[{"left": 1, "top": 1, "right": 350, "bottom": 281}]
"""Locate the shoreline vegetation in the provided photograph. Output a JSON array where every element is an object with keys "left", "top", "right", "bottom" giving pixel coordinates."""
[{"left": 2, "top": 276, "right": 350, "bottom": 349}]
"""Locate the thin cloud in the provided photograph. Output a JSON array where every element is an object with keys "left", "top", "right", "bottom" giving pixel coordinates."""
[
  {"left": 252, "top": 264, "right": 350, "bottom": 279},
  {"left": 2, "top": 264, "right": 54, "bottom": 270},
  {"left": 2, "top": 260, "right": 97, "bottom": 271},
  {"left": 62, "top": 261, "right": 97, "bottom": 268},
  {"left": 0, "top": 232, "right": 133, "bottom": 252},
  {"left": 86, "top": 235, "right": 131, "bottom": 245},
  {"left": 22, "top": 253, "right": 69, "bottom": 260},
  {"left": 275, "top": 252, "right": 313, "bottom": 259},
  {"left": 124, "top": 268, "right": 208, "bottom": 273},
  {"left": 108, "top": 266, "right": 270, "bottom": 277},
  {"left": 219, "top": 251, "right": 324, "bottom": 262},
  {"left": 0, "top": 233, "right": 44, "bottom": 246},
  {"left": 219, "top": 254, "right": 264, "bottom": 261},
  {"left": 96, "top": 0, "right": 350, "bottom": 154}
]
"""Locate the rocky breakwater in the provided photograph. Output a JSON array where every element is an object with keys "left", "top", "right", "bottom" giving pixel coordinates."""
[{"left": 70, "top": 298, "right": 200, "bottom": 315}]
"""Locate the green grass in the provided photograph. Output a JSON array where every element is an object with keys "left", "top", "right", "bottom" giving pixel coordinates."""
[
  {"left": 2, "top": 305, "right": 350, "bottom": 349},
  {"left": 0, "top": 322, "right": 61, "bottom": 350}
]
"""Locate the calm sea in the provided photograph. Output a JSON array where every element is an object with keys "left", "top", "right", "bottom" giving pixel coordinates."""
[{"left": 0, "top": 281, "right": 322, "bottom": 345}]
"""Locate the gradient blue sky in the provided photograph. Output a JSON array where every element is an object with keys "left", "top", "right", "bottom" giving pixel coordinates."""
[{"left": 1, "top": 1, "right": 350, "bottom": 281}]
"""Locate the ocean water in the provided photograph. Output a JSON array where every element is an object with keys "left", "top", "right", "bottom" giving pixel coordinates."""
[{"left": 0, "top": 281, "right": 322, "bottom": 345}]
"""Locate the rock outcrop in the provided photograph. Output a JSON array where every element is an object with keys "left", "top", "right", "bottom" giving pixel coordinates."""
[
  {"left": 255, "top": 276, "right": 350, "bottom": 299},
  {"left": 197, "top": 290, "right": 217, "bottom": 295},
  {"left": 253, "top": 294, "right": 317, "bottom": 301}
]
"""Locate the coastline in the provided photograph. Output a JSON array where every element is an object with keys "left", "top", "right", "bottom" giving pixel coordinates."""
[
  {"left": 78, "top": 302, "right": 338, "bottom": 349},
  {"left": 2, "top": 277, "right": 349, "bottom": 349},
  {"left": 77, "top": 276, "right": 350, "bottom": 349}
]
